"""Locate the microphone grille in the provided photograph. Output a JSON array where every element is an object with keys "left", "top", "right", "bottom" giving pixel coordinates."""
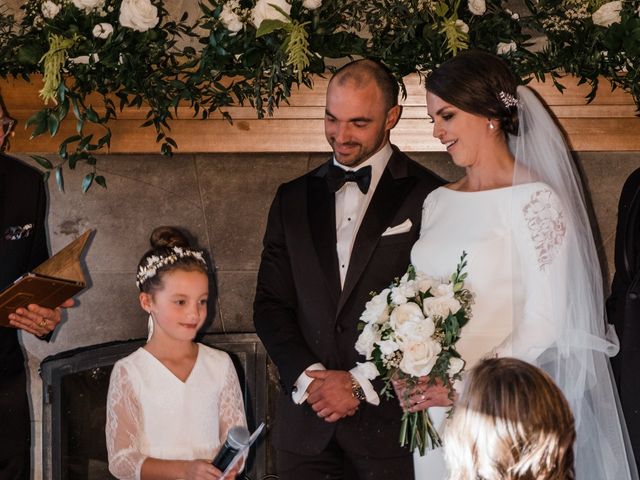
[{"left": 227, "top": 425, "right": 250, "bottom": 448}]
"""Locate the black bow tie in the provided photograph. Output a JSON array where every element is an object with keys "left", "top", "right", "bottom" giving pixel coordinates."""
[{"left": 326, "top": 165, "right": 372, "bottom": 194}]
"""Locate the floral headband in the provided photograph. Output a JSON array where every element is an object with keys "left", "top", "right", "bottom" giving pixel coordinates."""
[{"left": 136, "top": 246, "right": 207, "bottom": 288}]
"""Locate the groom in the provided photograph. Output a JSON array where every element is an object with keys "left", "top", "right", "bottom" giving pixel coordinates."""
[{"left": 254, "top": 59, "right": 444, "bottom": 479}]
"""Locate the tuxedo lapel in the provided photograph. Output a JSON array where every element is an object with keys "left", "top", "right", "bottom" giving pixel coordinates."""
[
  {"left": 337, "top": 152, "right": 416, "bottom": 315},
  {"left": 308, "top": 162, "right": 341, "bottom": 305}
]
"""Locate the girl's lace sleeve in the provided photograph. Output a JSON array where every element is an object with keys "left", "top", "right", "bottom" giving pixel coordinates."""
[
  {"left": 105, "top": 361, "right": 146, "bottom": 480},
  {"left": 493, "top": 186, "right": 567, "bottom": 362},
  {"left": 217, "top": 354, "right": 247, "bottom": 450}
]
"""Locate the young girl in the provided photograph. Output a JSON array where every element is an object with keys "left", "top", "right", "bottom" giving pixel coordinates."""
[
  {"left": 106, "top": 226, "right": 246, "bottom": 480},
  {"left": 443, "top": 357, "right": 576, "bottom": 480}
]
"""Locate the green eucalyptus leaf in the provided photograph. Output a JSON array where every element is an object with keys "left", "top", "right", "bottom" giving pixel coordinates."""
[
  {"left": 256, "top": 19, "right": 289, "bottom": 37},
  {"left": 55, "top": 167, "right": 64, "bottom": 192},
  {"left": 32, "top": 155, "right": 53, "bottom": 170},
  {"left": 47, "top": 113, "right": 60, "bottom": 136},
  {"left": 82, "top": 172, "right": 95, "bottom": 193},
  {"left": 95, "top": 175, "right": 107, "bottom": 188}
]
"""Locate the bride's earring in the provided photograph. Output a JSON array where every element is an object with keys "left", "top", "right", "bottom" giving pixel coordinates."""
[
  {"left": 147, "top": 311, "right": 154, "bottom": 341},
  {"left": 488, "top": 121, "right": 495, "bottom": 130}
]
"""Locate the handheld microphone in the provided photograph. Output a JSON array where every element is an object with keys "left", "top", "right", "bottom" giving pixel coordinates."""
[{"left": 212, "top": 425, "right": 250, "bottom": 471}]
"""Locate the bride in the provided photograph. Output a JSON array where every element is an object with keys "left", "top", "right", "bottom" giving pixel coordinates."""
[{"left": 405, "top": 50, "right": 637, "bottom": 479}]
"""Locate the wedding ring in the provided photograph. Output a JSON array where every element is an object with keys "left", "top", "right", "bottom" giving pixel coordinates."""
[{"left": 39, "top": 319, "right": 47, "bottom": 327}]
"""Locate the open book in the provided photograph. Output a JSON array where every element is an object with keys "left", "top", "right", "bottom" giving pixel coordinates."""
[{"left": 0, "top": 230, "right": 92, "bottom": 327}]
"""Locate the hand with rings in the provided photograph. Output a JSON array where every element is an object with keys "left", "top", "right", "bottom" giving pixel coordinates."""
[
  {"left": 391, "top": 375, "right": 454, "bottom": 413},
  {"left": 8, "top": 299, "right": 74, "bottom": 337}
]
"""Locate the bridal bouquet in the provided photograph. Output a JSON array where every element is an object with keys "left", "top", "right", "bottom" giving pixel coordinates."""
[{"left": 355, "top": 253, "right": 472, "bottom": 455}]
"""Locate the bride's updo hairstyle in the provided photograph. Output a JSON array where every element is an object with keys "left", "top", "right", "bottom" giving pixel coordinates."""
[
  {"left": 136, "top": 226, "right": 209, "bottom": 294},
  {"left": 425, "top": 50, "right": 520, "bottom": 136},
  {"left": 444, "top": 357, "right": 576, "bottom": 480}
]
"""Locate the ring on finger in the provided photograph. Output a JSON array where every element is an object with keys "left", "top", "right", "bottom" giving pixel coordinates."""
[{"left": 39, "top": 318, "right": 47, "bottom": 327}]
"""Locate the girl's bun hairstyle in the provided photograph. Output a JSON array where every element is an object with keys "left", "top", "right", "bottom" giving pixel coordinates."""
[{"left": 149, "top": 226, "right": 191, "bottom": 250}]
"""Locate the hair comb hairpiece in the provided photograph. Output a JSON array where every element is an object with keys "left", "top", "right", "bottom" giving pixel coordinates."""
[
  {"left": 136, "top": 246, "right": 207, "bottom": 288},
  {"left": 498, "top": 91, "right": 518, "bottom": 108}
]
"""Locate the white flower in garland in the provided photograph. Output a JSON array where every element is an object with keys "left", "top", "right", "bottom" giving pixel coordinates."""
[
  {"left": 455, "top": 19, "right": 469, "bottom": 34},
  {"left": 251, "top": 0, "right": 291, "bottom": 29},
  {"left": 220, "top": 0, "right": 244, "bottom": 34},
  {"left": 72, "top": 0, "right": 105, "bottom": 12},
  {"left": 497, "top": 41, "right": 517, "bottom": 55},
  {"left": 468, "top": 0, "right": 486, "bottom": 16},
  {"left": 92, "top": 22, "right": 114, "bottom": 39},
  {"left": 119, "top": 0, "right": 159, "bottom": 32},
  {"left": 41, "top": 1, "right": 60, "bottom": 19},
  {"left": 592, "top": 0, "right": 622, "bottom": 27},
  {"left": 302, "top": 0, "right": 322, "bottom": 10}
]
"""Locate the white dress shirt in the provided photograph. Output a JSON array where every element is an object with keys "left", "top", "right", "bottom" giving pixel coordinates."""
[{"left": 292, "top": 143, "right": 393, "bottom": 406}]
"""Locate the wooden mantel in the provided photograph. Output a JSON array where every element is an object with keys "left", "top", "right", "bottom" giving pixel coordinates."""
[{"left": 1, "top": 74, "right": 639, "bottom": 154}]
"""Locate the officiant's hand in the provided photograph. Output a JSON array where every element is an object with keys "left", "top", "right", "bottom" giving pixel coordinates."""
[
  {"left": 306, "top": 370, "right": 360, "bottom": 422},
  {"left": 392, "top": 376, "right": 453, "bottom": 413},
  {"left": 8, "top": 298, "right": 74, "bottom": 337}
]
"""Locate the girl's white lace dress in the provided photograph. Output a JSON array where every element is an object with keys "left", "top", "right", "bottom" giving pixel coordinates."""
[{"left": 105, "top": 343, "right": 246, "bottom": 480}]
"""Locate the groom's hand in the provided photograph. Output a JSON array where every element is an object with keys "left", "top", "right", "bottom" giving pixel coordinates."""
[{"left": 305, "top": 370, "right": 359, "bottom": 423}]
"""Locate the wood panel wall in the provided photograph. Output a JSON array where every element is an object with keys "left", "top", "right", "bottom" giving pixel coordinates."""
[{"left": 1, "top": 74, "right": 638, "bottom": 154}]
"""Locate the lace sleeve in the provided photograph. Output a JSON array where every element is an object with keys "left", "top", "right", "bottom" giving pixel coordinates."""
[
  {"left": 493, "top": 186, "right": 567, "bottom": 362},
  {"left": 217, "top": 355, "right": 247, "bottom": 450},
  {"left": 105, "top": 361, "right": 146, "bottom": 480}
]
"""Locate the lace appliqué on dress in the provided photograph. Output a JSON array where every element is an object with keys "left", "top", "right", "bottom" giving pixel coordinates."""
[{"left": 522, "top": 188, "right": 566, "bottom": 271}]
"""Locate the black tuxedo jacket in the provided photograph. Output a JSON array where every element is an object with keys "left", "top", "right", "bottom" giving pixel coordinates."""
[
  {"left": 254, "top": 148, "right": 444, "bottom": 457},
  {"left": 0, "top": 154, "right": 49, "bottom": 458},
  {"left": 607, "top": 166, "right": 640, "bottom": 467}
]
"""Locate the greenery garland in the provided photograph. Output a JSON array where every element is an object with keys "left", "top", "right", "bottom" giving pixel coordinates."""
[{"left": 0, "top": 0, "right": 638, "bottom": 191}]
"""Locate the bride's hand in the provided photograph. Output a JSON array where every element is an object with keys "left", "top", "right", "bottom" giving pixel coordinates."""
[{"left": 392, "top": 376, "right": 454, "bottom": 413}]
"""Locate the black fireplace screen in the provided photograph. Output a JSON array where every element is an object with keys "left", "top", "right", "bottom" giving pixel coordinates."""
[{"left": 40, "top": 333, "right": 269, "bottom": 480}]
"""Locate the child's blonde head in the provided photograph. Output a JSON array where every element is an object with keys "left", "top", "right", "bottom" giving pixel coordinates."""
[{"left": 444, "top": 357, "right": 575, "bottom": 480}]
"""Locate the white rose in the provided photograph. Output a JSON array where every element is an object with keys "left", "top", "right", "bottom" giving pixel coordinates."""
[
  {"left": 399, "top": 338, "right": 442, "bottom": 377},
  {"left": 221, "top": 2, "right": 244, "bottom": 33},
  {"left": 423, "top": 296, "right": 461, "bottom": 318},
  {"left": 119, "top": 0, "right": 159, "bottom": 32},
  {"left": 354, "top": 361, "right": 379, "bottom": 381},
  {"left": 496, "top": 41, "right": 517, "bottom": 55},
  {"left": 251, "top": 0, "right": 291, "bottom": 29},
  {"left": 390, "top": 286, "right": 408, "bottom": 305},
  {"left": 396, "top": 316, "right": 436, "bottom": 343},
  {"left": 378, "top": 339, "right": 400, "bottom": 356},
  {"left": 447, "top": 357, "right": 465, "bottom": 376},
  {"left": 511, "top": 12, "right": 520, "bottom": 20},
  {"left": 592, "top": 1, "right": 622, "bottom": 27},
  {"left": 355, "top": 323, "right": 380, "bottom": 359},
  {"left": 455, "top": 19, "right": 469, "bottom": 34},
  {"left": 414, "top": 272, "right": 436, "bottom": 293},
  {"left": 41, "top": 1, "right": 61, "bottom": 18},
  {"left": 389, "top": 302, "right": 424, "bottom": 331},
  {"left": 92, "top": 23, "right": 114, "bottom": 39},
  {"left": 360, "top": 288, "right": 390, "bottom": 324},
  {"left": 433, "top": 282, "right": 454, "bottom": 298},
  {"left": 72, "top": 0, "right": 104, "bottom": 11},
  {"left": 468, "top": 0, "right": 486, "bottom": 15},
  {"left": 302, "top": 0, "right": 322, "bottom": 9},
  {"left": 68, "top": 53, "right": 100, "bottom": 64}
]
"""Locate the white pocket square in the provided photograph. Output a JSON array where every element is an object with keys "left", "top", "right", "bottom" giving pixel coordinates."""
[{"left": 382, "top": 219, "right": 412, "bottom": 236}]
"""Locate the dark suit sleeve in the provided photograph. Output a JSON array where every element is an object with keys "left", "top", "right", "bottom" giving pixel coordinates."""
[
  {"left": 253, "top": 186, "right": 320, "bottom": 393},
  {"left": 28, "top": 170, "right": 50, "bottom": 270}
]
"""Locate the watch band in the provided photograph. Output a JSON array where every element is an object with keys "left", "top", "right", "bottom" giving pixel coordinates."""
[{"left": 350, "top": 375, "right": 365, "bottom": 401}]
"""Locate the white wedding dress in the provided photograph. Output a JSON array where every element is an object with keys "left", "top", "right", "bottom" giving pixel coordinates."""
[
  {"left": 410, "top": 182, "right": 568, "bottom": 478},
  {"left": 105, "top": 343, "right": 246, "bottom": 480}
]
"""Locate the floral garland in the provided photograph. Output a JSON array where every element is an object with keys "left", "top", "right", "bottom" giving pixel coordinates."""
[{"left": 0, "top": 0, "right": 638, "bottom": 191}]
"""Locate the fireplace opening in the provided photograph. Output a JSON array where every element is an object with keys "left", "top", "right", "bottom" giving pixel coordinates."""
[{"left": 39, "top": 333, "right": 270, "bottom": 480}]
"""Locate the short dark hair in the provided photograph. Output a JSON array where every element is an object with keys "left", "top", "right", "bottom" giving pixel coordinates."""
[
  {"left": 426, "top": 50, "right": 520, "bottom": 135},
  {"left": 330, "top": 59, "right": 399, "bottom": 111}
]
